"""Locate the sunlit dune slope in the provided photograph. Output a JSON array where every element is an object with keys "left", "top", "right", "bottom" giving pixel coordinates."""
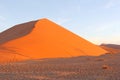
[
  {"left": 0, "top": 46, "right": 29, "bottom": 63},
  {"left": 0, "top": 18, "right": 107, "bottom": 60}
]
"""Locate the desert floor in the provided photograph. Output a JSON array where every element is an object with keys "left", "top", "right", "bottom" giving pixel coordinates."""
[{"left": 0, "top": 53, "right": 120, "bottom": 80}]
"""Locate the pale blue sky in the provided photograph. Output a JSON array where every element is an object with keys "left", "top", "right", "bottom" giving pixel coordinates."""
[{"left": 0, "top": 0, "right": 120, "bottom": 44}]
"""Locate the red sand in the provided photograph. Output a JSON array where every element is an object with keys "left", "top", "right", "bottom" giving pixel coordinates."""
[{"left": 0, "top": 18, "right": 108, "bottom": 62}]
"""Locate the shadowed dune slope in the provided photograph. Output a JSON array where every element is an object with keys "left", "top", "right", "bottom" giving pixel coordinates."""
[
  {"left": 0, "top": 18, "right": 107, "bottom": 60},
  {"left": 0, "top": 21, "right": 37, "bottom": 44}
]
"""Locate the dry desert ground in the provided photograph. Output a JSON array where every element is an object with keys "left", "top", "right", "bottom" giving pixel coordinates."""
[{"left": 0, "top": 53, "right": 120, "bottom": 80}]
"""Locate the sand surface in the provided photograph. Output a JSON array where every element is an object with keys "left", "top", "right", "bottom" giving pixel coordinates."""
[{"left": 0, "top": 53, "right": 120, "bottom": 80}]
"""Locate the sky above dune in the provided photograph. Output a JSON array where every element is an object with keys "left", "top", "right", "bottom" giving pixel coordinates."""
[{"left": 0, "top": 0, "right": 120, "bottom": 44}]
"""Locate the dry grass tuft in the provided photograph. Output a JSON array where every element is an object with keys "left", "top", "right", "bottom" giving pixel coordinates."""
[
  {"left": 96, "top": 58, "right": 105, "bottom": 61},
  {"left": 102, "top": 65, "right": 110, "bottom": 70}
]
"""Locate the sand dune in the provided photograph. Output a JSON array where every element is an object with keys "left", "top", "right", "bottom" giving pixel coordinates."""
[
  {"left": 0, "top": 18, "right": 107, "bottom": 62},
  {"left": 100, "top": 44, "right": 120, "bottom": 54},
  {"left": 0, "top": 46, "right": 30, "bottom": 63},
  {"left": 101, "top": 44, "right": 120, "bottom": 49},
  {"left": 0, "top": 18, "right": 118, "bottom": 80}
]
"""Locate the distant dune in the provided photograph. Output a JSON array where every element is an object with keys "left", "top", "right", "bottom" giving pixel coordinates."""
[
  {"left": 101, "top": 44, "right": 120, "bottom": 49},
  {"left": 100, "top": 44, "right": 120, "bottom": 54},
  {"left": 0, "top": 18, "right": 107, "bottom": 62}
]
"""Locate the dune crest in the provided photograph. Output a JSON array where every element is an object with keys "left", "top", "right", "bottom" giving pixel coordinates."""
[{"left": 0, "top": 18, "right": 107, "bottom": 62}]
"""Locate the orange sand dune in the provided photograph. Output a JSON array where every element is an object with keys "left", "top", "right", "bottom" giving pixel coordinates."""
[
  {"left": 0, "top": 46, "right": 28, "bottom": 63},
  {"left": 0, "top": 18, "right": 107, "bottom": 61}
]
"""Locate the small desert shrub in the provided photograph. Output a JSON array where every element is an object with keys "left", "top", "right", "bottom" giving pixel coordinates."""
[
  {"left": 102, "top": 65, "right": 110, "bottom": 70},
  {"left": 96, "top": 58, "right": 105, "bottom": 61}
]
